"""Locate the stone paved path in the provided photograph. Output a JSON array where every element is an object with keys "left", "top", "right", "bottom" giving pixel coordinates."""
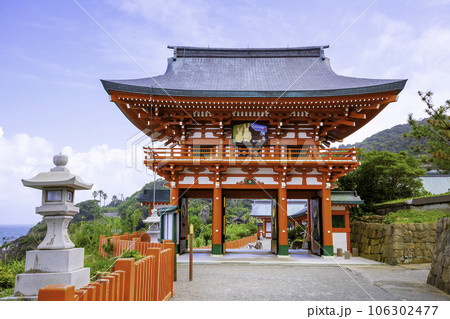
[{"left": 172, "top": 262, "right": 450, "bottom": 301}]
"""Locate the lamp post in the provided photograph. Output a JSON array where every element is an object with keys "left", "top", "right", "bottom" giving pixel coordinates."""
[{"left": 13, "top": 154, "right": 93, "bottom": 299}]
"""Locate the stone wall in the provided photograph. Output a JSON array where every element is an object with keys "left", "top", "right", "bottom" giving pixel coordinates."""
[
  {"left": 350, "top": 220, "right": 436, "bottom": 265},
  {"left": 427, "top": 218, "right": 450, "bottom": 294}
]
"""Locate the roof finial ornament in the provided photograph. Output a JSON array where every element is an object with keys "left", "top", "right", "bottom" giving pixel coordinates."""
[
  {"left": 51, "top": 153, "right": 69, "bottom": 172},
  {"left": 53, "top": 153, "right": 68, "bottom": 167}
]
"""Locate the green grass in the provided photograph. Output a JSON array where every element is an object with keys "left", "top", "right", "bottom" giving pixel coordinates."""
[
  {"left": 375, "top": 192, "right": 450, "bottom": 206},
  {"left": 383, "top": 209, "right": 450, "bottom": 224},
  {"left": 83, "top": 254, "right": 116, "bottom": 279}
]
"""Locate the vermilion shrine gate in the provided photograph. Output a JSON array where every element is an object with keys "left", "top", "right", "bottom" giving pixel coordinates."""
[{"left": 102, "top": 46, "right": 406, "bottom": 257}]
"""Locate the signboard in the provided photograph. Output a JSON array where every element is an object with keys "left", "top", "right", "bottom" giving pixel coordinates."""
[{"left": 232, "top": 123, "right": 268, "bottom": 147}]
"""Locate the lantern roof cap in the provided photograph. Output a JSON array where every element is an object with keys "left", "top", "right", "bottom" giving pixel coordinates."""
[{"left": 22, "top": 154, "right": 93, "bottom": 190}]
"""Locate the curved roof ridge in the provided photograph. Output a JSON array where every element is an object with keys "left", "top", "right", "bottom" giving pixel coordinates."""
[{"left": 168, "top": 45, "right": 330, "bottom": 59}]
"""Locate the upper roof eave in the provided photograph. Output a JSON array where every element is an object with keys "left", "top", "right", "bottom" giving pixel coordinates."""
[{"left": 101, "top": 79, "right": 407, "bottom": 99}]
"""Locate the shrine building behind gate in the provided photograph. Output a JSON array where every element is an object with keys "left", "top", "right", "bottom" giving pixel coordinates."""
[{"left": 101, "top": 45, "right": 406, "bottom": 256}]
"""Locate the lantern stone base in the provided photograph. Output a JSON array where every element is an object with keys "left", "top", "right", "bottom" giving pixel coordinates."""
[
  {"left": 14, "top": 248, "right": 90, "bottom": 298},
  {"left": 14, "top": 268, "right": 89, "bottom": 298},
  {"left": 24, "top": 248, "right": 86, "bottom": 273}
]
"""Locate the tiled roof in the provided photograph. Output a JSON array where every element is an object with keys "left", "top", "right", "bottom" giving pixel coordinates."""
[
  {"left": 101, "top": 46, "right": 406, "bottom": 98},
  {"left": 330, "top": 191, "right": 364, "bottom": 205},
  {"left": 136, "top": 189, "right": 170, "bottom": 203},
  {"left": 250, "top": 192, "right": 363, "bottom": 218},
  {"left": 250, "top": 199, "right": 307, "bottom": 217}
]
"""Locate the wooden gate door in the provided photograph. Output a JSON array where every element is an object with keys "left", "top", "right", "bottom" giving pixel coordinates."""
[
  {"left": 271, "top": 197, "right": 278, "bottom": 254},
  {"left": 222, "top": 196, "right": 226, "bottom": 254},
  {"left": 310, "top": 198, "right": 322, "bottom": 256},
  {"left": 179, "top": 197, "right": 187, "bottom": 255}
]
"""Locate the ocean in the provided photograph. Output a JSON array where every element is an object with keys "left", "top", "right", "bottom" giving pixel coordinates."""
[{"left": 0, "top": 225, "right": 34, "bottom": 245}]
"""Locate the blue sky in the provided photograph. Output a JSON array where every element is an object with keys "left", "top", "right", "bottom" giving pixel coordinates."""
[{"left": 1, "top": 0, "right": 450, "bottom": 225}]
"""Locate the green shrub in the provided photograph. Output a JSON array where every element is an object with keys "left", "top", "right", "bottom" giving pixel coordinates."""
[
  {"left": 120, "top": 249, "right": 144, "bottom": 261},
  {"left": 288, "top": 225, "right": 305, "bottom": 244},
  {"left": 101, "top": 238, "right": 114, "bottom": 258},
  {"left": 0, "top": 258, "right": 25, "bottom": 293},
  {"left": 383, "top": 209, "right": 450, "bottom": 224}
]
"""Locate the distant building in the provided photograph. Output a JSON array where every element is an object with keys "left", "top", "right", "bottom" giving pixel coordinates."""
[
  {"left": 229, "top": 216, "right": 245, "bottom": 225},
  {"left": 102, "top": 212, "right": 119, "bottom": 218}
]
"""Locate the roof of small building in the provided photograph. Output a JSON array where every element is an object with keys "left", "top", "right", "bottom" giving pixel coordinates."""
[
  {"left": 250, "top": 191, "right": 363, "bottom": 218},
  {"left": 103, "top": 212, "right": 119, "bottom": 218},
  {"left": 136, "top": 189, "right": 171, "bottom": 203},
  {"left": 250, "top": 199, "right": 307, "bottom": 217},
  {"left": 101, "top": 46, "right": 406, "bottom": 98},
  {"left": 157, "top": 205, "right": 178, "bottom": 214},
  {"left": 330, "top": 191, "right": 364, "bottom": 205},
  {"left": 229, "top": 216, "right": 245, "bottom": 223}
]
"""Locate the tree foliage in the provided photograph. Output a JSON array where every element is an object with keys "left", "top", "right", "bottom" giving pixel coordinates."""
[
  {"left": 337, "top": 150, "right": 427, "bottom": 210},
  {"left": 404, "top": 91, "right": 450, "bottom": 172}
]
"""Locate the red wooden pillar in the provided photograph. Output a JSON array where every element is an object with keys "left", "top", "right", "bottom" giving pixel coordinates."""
[
  {"left": 278, "top": 187, "right": 289, "bottom": 256},
  {"left": 212, "top": 187, "right": 223, "bottom": 255},
  {"left": 345, "top": 206, "right": 351, "bottom": 251},
  {"left": 321, "top": 186, "right": 333, "bottom": 256},
  {"left": 170, "top": 187, "right": 179, "bottom": 206}
]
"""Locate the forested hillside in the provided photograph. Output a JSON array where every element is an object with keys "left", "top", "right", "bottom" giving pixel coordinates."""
[{"left": 339, "top": 120, "right": 427, "bottom": 153}]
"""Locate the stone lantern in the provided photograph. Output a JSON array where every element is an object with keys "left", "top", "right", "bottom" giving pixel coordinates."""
[
  {"left": 143, "top": 208, "right": 161, "bottom": 243},
  {"left": 14, "top": 154, "right": 93, "bottom": 299}
]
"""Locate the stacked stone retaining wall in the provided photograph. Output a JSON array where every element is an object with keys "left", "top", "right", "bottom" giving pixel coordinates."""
[
  {"left": 427, "top": 218, "right": 450, "bottom": 294},
  {"left": 350, "top": 220, "right": 436, "bottom": 265}
]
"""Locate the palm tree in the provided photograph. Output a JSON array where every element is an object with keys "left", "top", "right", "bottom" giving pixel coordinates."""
[
  {"left": 92, "top": 191, "right": 98, "bottom": 201},
  {"left": 98, "top": 190, "right": 104, "bottom": 206},
  {"left": 103, "top": 193, "right": 108, "bottom": 207}
]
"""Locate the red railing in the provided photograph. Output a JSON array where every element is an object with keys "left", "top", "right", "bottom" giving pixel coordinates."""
[
  {"left": 144, "top": 146, "right": 358, "bottom": 165},
  {"left": 38, "top": 240, "right": 175, "bottom": 301},
  {"left": 226, "top": 234, "right": 258, "bottom": 249},
  {"left": 99, "top": 231, "right": 158, "bottom": 258},
  {"left": 193, "top": 234, "right": 258, "bottom": 250}
]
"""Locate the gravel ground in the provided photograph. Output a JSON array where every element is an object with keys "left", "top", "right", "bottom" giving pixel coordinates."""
[{"left": 172, "top": 263, "right": 450, "bottom": 301}]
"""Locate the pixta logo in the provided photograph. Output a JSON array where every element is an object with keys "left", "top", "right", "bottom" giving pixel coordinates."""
[{"left": 126, "top": 129, "right": 152, "bottom": 173}]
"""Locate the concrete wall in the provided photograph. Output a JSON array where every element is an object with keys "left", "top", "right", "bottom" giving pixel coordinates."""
[
  {"left": 427, "top": 218, "right": 450, "bottom": 294},
  {"left": 350, "top": 220, "right": 436, "bottom": 265}
]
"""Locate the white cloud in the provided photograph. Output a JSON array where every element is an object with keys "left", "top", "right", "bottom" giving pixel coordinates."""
[
  {"left": 0, "top": 130, "right": 153, "bottom": 225},
  {"left": 334, "top": 11, "right": 450, "bottom": 145}
]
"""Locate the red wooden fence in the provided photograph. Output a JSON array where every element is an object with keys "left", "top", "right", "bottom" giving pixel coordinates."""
[
  {"left": 38, "top": 240, "right": 175, "bottom": 301},
  {"left": 99, "top": 231, "right": 158, "bottom": 258},
  {"left": 226, "top": 234, "right": 258, "bottom": 249}
]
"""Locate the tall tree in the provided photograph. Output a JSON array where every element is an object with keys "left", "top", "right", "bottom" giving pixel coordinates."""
[
  {"left": 98, "top": 190, "right": 104, "bottom": 206},
  {"left": 404, "top": 91, "right": 450, "bottom": 172},
  {"left": 337, "top": 150, "right": 427, "bottom": 210},
  {"left": 102, "top": 193, "right": 108, "bottom": 207},
  {"left": 92, "top": 190, "right": 98, "bottom": 201}
]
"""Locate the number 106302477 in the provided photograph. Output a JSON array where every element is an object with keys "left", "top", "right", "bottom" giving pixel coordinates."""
[{"left": 368, "top": 305, "right": 438, "bottom": 316}]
